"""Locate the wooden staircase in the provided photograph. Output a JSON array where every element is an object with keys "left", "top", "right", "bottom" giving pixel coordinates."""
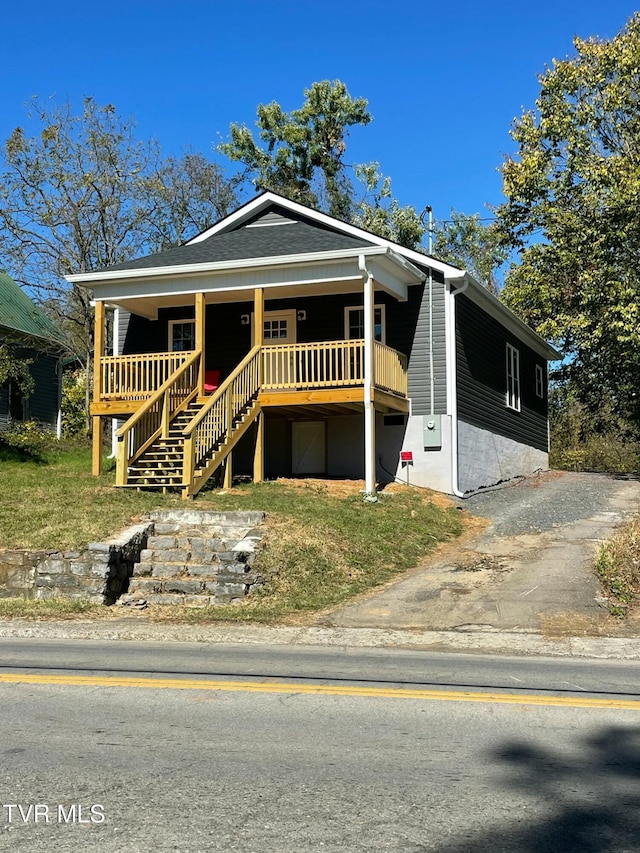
[
  {"left": 116, "top": 347, "right": 262, "bottom": 498},
  {"left": 125, "top": 402, "right": 202, "bottom": 489}
]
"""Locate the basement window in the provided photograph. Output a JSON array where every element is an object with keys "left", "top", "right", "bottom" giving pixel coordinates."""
[{"left": 506, "top": 343, "right": 521, "bottom": 411}]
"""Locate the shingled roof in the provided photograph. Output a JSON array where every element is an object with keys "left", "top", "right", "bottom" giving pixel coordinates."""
[
  {"left": 0, "top": 272, "right": 63, "bottom": 345},
  {"left": 99, "top": 209, "right": 375, "bottom": 274}
]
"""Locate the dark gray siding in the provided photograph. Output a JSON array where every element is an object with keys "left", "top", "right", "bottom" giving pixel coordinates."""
[
  {"left": 0, "top": 346, "right": 60, "bottom": 432},
  {"left": 28, "top": 351, "right": 60, "bottom": 429},
  {"left": 456, "top": 294, "right": 548, "bottom": 452},
  {"left": 399, "top": 275, "right": 447, "bottom": 416}
]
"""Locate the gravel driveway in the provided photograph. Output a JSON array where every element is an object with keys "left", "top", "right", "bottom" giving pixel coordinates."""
[{"left": 321, "top": 471, "right": 640, "bottom": 635}]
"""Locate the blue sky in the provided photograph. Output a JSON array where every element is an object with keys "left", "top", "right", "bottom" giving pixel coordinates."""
[{"left": 1, "top": 0, "right": 637, "bottom": 233}]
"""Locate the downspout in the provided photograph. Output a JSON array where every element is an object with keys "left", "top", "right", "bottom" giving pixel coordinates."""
[
  {"left": 358, "top": 254, "right": 376, "bottom": 497},
  {"left": 427, "top": 207, "right": 435, "bottom": 417},
  {"left": 448, "top": 275, "right": 469, "bottom": 498}
]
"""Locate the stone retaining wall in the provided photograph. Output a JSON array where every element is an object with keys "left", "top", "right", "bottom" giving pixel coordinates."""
[
  {"left": 0, "top": 522, "right": 152, "bottom": 604},
  {"left": 0, "top": 511, "right": 266, "bottom": 606}
]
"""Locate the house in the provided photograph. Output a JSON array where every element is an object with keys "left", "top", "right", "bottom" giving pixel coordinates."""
[
  {"left": 66, "top": 192, "right": 558, "bottom": 497},
  {"left": 0, "top": 271, "right": 65, "bottom": 436}
]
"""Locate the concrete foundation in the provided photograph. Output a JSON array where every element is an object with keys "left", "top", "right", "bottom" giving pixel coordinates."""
[{"left": 457, "top": 419, "right": 548, "bottom": 493}]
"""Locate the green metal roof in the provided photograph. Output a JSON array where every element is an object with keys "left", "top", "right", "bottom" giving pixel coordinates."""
[{"left": 0, "top": 271, "right": 63, "bottom": 344}]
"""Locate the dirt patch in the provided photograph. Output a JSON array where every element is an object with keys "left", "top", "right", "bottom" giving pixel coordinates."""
[
  {"left": 539, "top": 611, "right": 626, "bottom": 638},
  {"left": 268, "top": 477, "right": 458, "bottom": 509}
]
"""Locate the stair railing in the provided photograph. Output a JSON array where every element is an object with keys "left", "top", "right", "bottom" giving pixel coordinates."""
[
  {"left": 115, "top": 351, "right": 200, "bottom": 486},
  {"left": 182, "top": 346, "right": 261, "bottom": 487}
]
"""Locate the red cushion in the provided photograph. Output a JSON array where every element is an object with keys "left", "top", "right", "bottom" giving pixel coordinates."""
[{"left": 204, "top": 369, "right": 221, "bottom": 393}]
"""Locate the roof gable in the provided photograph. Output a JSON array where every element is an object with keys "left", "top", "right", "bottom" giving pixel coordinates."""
[{"left": 0, "top": 272, "right": 62, "bottom": 345}]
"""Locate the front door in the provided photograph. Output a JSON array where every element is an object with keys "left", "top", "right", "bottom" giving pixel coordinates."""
[{"left": 259, "top": 310, "right": 297, "bottom": 387}]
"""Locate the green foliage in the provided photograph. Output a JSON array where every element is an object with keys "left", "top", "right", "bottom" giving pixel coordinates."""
[
  {"left": 220, "top": 80, "right": 370, "bottom": 220},
  {"left": 0, "top": 343, "right": 34, "bottom": 396},
  {"left": 61, "top": 368, "right": 87, "bottom": 437},
  {"left": 549, "top": 384, "right": 640, "bottom": 472},
  {"left": 497, "top": 15, "right": 640, "bottom": 429},
  {"left": 433, "top": 211, "right": 509, "bottom": 294},
  {"left": 0, "top": 97, "right": 235, "bottom": 370},
  {"left": 220, "top": 81, "right": 425, "bottom": 249},
  {"left": 595, "top": 515, "right": 640, "bottom": 616},
  {"left": 0, "top": 421, "right": 58, "bottom": 462},
  {"left": 352, "top": 162, "right": 425, "bottom": 250}
]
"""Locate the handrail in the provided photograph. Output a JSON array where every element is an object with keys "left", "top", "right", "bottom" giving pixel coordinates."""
[
  {"left": 183, "top": 346, "right": 261, "bottom": 436},
  {"left": 182, "top": 346, "right": 261, "bottom": 485},
  {"left": 115, "top": 350, "right": 200, "bottom": 486},
  {"left": 116, "top": 350, "right": 200, "bottom": 438}
]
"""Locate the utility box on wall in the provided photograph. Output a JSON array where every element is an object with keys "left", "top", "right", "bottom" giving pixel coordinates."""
[{"left": 423, "top": 414, "right": 442, "bottom": 449}]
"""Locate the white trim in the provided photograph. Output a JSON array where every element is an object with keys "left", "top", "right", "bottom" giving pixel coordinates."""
[
  {"left": 447, "top": 278, "right": 470, "bottom": 498},
  {"left": 65, "top": 245, "right": 424, "bottom": 286},
  {"left": 343, "top": 304, "right": 386, "bottom": 344}
]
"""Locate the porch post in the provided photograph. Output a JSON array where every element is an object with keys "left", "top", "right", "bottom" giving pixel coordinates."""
[
  {"left": 253, "top": 410, "right": 264, "bottom": 483},
  {"left": 195, "top": 292, "right": 205, "bottom": 395},
  {"left": 92, "top": 300, "right": 105, "bottom": 476},
  {"left": 363, "top": 266, "right": 376, "bottom": 496},
  {"left": 254, "top": 288, "right": 264, "bottom": 347}
]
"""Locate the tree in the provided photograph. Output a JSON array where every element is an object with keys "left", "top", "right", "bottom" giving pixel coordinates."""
[
  {"left": 0, "top": 97, "right": 235, "bottom": 429},
  {"left": 432, "top": 211, "right": 509, "bottom": 294},
  {"left": 352, "top": 163, "right": 425, "bottom": 251},
  {"left": 220, "top": 80, "right": 370, "bottom": 220},
  {"left": 0, "top": 344, "right": 34, "bottom": 397},
  {"left": 219, "top": 80, "right": 425, "bottom": 248},
  {"left": 496, "top": 15, "right": 640, "bottom": 431}
]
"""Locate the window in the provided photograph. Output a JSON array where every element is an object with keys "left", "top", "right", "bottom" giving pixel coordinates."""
[
  {"left": 535, "top": 364, "right": 545, "bottom": 398},
  {"left": 168, "top": 320, "right": 195, "bottom": 352},
  {"left": 263, "top": 318, "right": 289, "bottom": 340},
  {"left": 344, "top": 305, "right": 386, "bottom": 343},
  {"left": 506, "top": 343, "right": 520, "bottom": 411}
]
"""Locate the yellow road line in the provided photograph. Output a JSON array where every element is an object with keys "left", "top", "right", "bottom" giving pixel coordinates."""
[{"left": 0, "top": 672, "right": 639, "bottom": 709}]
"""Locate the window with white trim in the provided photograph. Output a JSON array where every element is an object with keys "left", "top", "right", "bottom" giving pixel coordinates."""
[
  {"left": 535, "top": 364, "right": 545, "bottom": 398},
  {"left": 168, "top": 320, "right": 195, "bottom": 352},
  {"left": 344, "top": 305, "right": 385, "bottom": 343},
  {"left": 506, "top": 343, "right": 520, "bottom": 411}
]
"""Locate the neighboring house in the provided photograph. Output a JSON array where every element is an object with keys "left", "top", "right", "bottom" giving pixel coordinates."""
[
  {"left": 67, "top": 192, "right": 558, "bottom": 497},
  {"left": 0, "top": 272, "right": 65, "bottom": 436}
]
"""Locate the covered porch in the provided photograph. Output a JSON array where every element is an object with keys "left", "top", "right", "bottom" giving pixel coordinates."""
[{"left": 85, "top": 247, "right": 424, "bottom": 496}]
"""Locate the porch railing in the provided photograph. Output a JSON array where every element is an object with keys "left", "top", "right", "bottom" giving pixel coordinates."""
[
  {"left": 373, "top": 341, "right": 408, "bottom": 397},
  {"left": 100, "top": 339, "right": 408, "bottom": 409},
  {"left": 115, "top": 351, "right": 200, "bottom": 486},
  {"left": 100, "top": 351, "right": 195, "bottom": 402},
  {"left": 182, "top": 346, "right": 261, "bottom": 491}
]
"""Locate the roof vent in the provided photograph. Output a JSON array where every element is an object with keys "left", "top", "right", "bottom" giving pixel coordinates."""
[{"left": 246, "top": 212, "right": 297, "bottom": 228}]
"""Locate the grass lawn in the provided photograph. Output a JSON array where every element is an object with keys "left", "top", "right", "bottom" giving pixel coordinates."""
[{"left": 0, "top": 441, "right": 465, "bottom": 622}]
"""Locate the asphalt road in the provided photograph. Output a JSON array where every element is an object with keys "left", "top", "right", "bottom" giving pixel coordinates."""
[{"left": 1, "top": 640, "right": 639, "bottom": 852}]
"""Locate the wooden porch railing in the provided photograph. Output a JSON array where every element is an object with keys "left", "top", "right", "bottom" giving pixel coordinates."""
[
  {"left": 115, "top": 351, "right": 200, "bottom": 486},
  {"left": 182, "top": 346, "right": 262, "bottom": 493},
  {"left": 101, "top": 340, "right": 408, "bottom": 411},
  {"left": 261, "top": 339, "right": 365, "bottom": 390},
  {"left": 100, "top": 351, "right": 195, "bottom": 402},
  {"left": 373, "top": 341, "right": 408, "bottom": 397}
]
